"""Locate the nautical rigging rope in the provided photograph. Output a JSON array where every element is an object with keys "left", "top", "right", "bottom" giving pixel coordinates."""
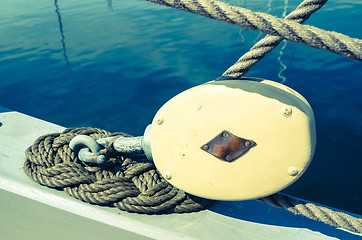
[
  {"left": 259, "top": 194, "right": 362, "bottom": 234},
  {"left": 24, "top": 128, "right": 210, "bottom": 214},
  {"left": 221, "top": 0, "right": 328, "bottom": 79},
  {"left": 147, "top": 0, "right": 362, "bottom": 62},
  {"left": 24, "top": 0, "right": 362, "bottom": 235}
]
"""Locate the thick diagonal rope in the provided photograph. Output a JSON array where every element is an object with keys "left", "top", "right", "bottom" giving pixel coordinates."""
[
  {"left": 147, "top": 0, "right": 362, "bottom": 61},
  {"left": 221, "top": 0, "right": 327, "bottom": 79},
  {"left": 24, "top": 128, "right": 211, "bottom": 214},
  {"left": 259, "top": 193, "right": 362, "bottom": 234}
]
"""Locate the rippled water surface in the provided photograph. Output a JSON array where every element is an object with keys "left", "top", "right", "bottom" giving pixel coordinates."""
[{"left": 0, "top": 0, "right": 361, "bottom": 214}]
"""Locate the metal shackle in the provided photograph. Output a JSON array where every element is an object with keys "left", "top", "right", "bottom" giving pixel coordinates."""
[{"left": 69, "top": 124, "right": 152, "bottom": 163}]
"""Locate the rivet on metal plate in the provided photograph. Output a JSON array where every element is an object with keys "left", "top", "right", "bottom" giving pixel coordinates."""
[{"left": 200, "top": 130, "right": 256, "bottom": 162}]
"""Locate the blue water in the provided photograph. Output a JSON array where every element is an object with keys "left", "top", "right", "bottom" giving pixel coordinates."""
[{"left": 0, "top": 0, "right": 361, "bottom": 214}]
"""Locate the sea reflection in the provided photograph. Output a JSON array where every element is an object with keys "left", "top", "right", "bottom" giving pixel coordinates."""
[
  {"left": 54, "top": 0, "right": 70, "bottom": 68},
  {"left": 107, "top": 0, "right": 113, "bottom": 11}
]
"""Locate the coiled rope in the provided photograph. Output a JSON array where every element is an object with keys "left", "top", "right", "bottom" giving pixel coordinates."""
[
  {"left": 24, "top": 128, "right": 210, "bottom": 214},
  {"left": 24, "top": 0, "right": 362, "bottom": 234}
]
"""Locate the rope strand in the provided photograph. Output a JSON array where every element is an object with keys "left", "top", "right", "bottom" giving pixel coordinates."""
[
  {"left": 147, "top": 0, "right": 362, "bottom": 61},
  {"left": 24, "top": 128, "right": 211, "bottom": 214},
  {"left": 222, "top": 0, "right": 328, "bottom": 79},
  {"left": 259, "top": 193, "right": 362, "bottom": 233}
]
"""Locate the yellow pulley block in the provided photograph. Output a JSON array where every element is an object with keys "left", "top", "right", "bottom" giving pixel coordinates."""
[{"left": 150, "top": 77, "right": 316, "bottom": 200}]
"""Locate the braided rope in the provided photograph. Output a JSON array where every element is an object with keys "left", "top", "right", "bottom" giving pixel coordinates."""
[
  {"left": 221, "top": 0, "right": 328, "bottom": 79},
  {"left": 24, "top": 128, "right": 211, "bottom": 214},
  {"left": 259, "top": 193, "right": 362, "bottom": 234},
  {"left": 147, "top": 0, "right": 362, "bottom": 61}
]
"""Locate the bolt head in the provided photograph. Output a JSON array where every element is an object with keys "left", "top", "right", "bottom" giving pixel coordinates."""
[
  {"left": 202, "top": 144, "right": 209, "bottom": 150},
  {"left": 222, "top": 131, "right": 229, "bottom": 138},
  {"left": 156, "top": 116, "right": 164, "bottom": 125},
  {"left": 287, "top": 166, "right": 299, "bottom": 176},
  {"left": 164, "top": 171, "right": 172, "bottom": 180},
  {"left": 281, "top": 105, "right": 292, "bottom": 117}
]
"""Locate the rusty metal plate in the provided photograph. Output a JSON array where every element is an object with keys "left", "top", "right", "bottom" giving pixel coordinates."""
[{"left": 201, "top": 130, "right": 256, "bottom": 162}]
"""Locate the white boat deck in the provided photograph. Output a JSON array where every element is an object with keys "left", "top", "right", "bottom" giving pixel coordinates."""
[{"left": 0, "top": 107, "right": 360, "bottom": 240}]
